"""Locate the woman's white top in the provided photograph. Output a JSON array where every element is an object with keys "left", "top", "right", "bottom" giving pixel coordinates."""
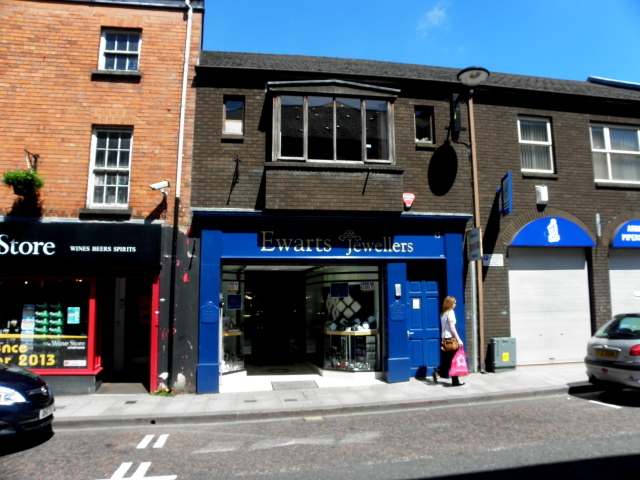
[{"left": 440, "top": 309, "right": 456, "bottom": 339}]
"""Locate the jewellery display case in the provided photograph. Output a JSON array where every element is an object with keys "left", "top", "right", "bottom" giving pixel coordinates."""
[{"left": 323, "top": 330, "right": 379, "bottom": 371}]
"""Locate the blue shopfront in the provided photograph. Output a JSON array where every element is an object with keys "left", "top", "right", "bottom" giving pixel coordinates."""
[{"left": 193, "top": 213, "right": 468, "bottom": 393}]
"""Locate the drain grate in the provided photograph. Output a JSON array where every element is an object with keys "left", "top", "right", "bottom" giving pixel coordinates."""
[{"left": 125, "top": 401, "right": 137, "bottom": 404}]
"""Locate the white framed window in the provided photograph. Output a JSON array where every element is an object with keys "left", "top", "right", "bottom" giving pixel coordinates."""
[
  {"left": 518, "top": 117, "right": 554, "bottom": 172},
  {"left": 275, "top": 95, "right": 393, "bottom": 163},
  {"left": 591, "top": 125, "right": 640, "bottom": 184},
  {"left": 414, "top": 106, "right": 434, "bottom": 143},
  {"left": 88, "top": 128, "right": 132, "bottom": 208},
  {"left": 99, "top": 29, "right": 141, "bottom": 72},
  {"left": 223, "top": 96, "right": 244, "bottom": 135}
]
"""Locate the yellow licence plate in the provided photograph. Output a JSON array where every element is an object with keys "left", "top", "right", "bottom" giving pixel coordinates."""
[{"left": 596, "top": 349, "right": 618, "bottom": 359}]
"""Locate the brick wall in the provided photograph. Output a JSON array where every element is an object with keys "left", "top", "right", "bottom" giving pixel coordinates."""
[{"left": 1, "top": 0, "right": 201, "bottom": 226}]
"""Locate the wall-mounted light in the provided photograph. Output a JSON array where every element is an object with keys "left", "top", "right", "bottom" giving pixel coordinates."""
[{"left": 535, "top": 185, "right": 548, "bottom": 204}]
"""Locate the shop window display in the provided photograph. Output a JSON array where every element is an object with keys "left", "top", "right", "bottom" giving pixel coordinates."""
[
  {"left": 0, "top": 279, "right": 90, "bottom": 370},
  {"left": 221, "top": 278, "right": 244, "bottom": 374}
]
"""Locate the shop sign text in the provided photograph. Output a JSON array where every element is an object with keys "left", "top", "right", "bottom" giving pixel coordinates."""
[{"left": 0, "top": 234, "right": 55, "bottom": 255}]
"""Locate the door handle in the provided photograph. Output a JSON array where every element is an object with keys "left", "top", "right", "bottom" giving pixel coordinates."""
[{"left": 407, "top": 331, "right": 414, "bottom": 339}]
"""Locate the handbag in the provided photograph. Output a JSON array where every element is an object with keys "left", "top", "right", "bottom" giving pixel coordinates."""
[
  {"left": 441, "top": 337, "right": 459, "bottom": 352},
  {"left": 449, "top": 348, "right": 469, "bottom": 377}
]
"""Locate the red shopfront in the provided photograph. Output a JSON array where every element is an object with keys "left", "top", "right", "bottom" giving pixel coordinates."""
[{"left": 0, "top": 221, "right": 163, "bottom": 394}]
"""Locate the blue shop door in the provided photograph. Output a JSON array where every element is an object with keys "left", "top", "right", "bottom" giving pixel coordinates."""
[{"left": 407, "top": 281, "right": 440, "bottom": 378}]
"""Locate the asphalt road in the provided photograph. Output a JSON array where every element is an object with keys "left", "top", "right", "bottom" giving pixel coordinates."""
[{"left": 1, "top": 389, "right": 639, "bottom": 480}]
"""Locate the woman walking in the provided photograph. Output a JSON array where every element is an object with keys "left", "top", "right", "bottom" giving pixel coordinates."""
[{"left": 434, "top": 295, "right": 465, "bottom": 386}]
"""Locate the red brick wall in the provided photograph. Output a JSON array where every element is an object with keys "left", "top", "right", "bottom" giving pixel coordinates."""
[{"left": 0, "top": 0, "right": 201, "bottom": 225}]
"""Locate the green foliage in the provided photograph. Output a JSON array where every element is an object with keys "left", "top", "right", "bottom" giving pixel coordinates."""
[{"left": 1, "top": 168, "right": 45, "bottom": 194}]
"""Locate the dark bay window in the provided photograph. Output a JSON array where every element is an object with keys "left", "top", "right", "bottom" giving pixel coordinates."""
[{"left": 277, "top": 93, "right": 393, "bottom": 163}]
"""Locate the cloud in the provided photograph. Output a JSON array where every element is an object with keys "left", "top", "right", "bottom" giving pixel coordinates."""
[{"left": 417, "top": 2, "right": 447, "bottom": 35}]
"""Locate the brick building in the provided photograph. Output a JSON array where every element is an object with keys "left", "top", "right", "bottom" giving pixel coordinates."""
[
  {"left": 0, "top": 0, "right": 203, "bottom": 394},
  {"left": 187, "top": 52, "right": 640, "bottom": 393}
]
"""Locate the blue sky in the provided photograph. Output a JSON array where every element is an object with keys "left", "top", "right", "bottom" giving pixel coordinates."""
[{"left": 203, "top": 0, "right": 640, "bottom": 83}]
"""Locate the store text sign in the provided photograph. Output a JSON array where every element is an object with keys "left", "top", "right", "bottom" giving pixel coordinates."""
[
  {"left": 612, "top": 220, "right": 640, "bottom": 247},
  {"left": 222, "top": 229, "right": 446, "bottom": 259}
]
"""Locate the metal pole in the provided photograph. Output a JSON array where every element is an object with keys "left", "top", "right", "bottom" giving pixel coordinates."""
[{"left": 468, "top": 92, "right": 486, "bottom": 371}]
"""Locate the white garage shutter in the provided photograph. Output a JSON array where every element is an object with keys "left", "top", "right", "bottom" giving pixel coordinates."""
[
  {"left": 508, "top": 247, "right": 591, "bottom": 365},
  {"left": 610, "top": 249, "right": 640, "bottom": 315}
]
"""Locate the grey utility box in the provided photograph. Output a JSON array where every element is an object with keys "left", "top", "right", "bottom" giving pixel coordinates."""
[{"left": 488, "top": 337, "right": 516, "bottom": 372}]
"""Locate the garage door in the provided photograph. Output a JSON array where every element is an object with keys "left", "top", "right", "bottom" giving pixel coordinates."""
[
  {"left": 508, "top": 247, "right": 591, "bottom": 364},
  {"left": 610, "top": 249, "right": 640, "bottom": 315}
]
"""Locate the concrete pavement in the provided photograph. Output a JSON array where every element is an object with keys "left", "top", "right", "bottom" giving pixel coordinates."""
[{"left": 51, "top": 363, "right": 594, "bottom": 430}]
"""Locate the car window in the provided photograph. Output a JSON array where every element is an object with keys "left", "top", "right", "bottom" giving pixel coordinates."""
[{"left": 595, "top": 316, "right": 640, "bottom": 339}]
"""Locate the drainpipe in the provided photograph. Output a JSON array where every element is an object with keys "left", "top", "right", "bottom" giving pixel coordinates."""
[{"left": 166, "top": 0, "right": 193, "bottom": 391}]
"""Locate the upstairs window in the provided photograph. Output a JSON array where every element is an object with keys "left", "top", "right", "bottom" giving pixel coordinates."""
[
  {"left": 223, "top": 96, "right": 244, "bottom": 135},
  {"left": 518, "top": 117, "right": 553, "bottom": 172},
  {"left": 591, "top": 125, "right": 640, "bottom": 183},
  {"left": 414, "top": 106, "right": 434, "bottom": 144},
  {"left": 275, "top": 95, "right": 393, "bottom": 163},
  {"left": 88, "top": 128, "right": 132, "bottom": 208},
  {"left": 99, "top": 29, "right": 141, "bottom": 72}
]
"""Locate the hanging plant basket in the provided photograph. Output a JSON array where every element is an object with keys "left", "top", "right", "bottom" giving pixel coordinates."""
[{"left": 1, "top": 168, "right": 45, "bottom": 196}]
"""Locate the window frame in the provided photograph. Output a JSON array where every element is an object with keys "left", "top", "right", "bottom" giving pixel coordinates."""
[
  {"left": 273, "top": 94, "right": 394, "bottom": 164},
  {"left": 98, "top": 29, "right": 142, "bottom": 72},
  {"left": 87, "top": 127, "right": 133, "bottom": 209},
  {"left": 223, "top": 95, "right": 245, "bottom": 135},
  {"left": 517, "top": 116, "right": 554, "bottom": 173},
  {"left": 590, "top": 124, "right": 640, "bottom": 184},
  {"left": 414, "top": 106, "right": 434, "bottom": 144}
]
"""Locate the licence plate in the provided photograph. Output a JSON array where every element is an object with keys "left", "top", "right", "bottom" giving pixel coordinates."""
[
  {"left": 39, "top": 405, "right": 55, "bottom": 419},
  {"left": 596, "top": 349, "right": 618, "bottom": 359}
]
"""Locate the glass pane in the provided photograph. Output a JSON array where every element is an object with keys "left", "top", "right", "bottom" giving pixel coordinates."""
[
  {"left": 592, "top": 152, "right": 609, "bottom": 180},
  {"left": 117, "top": 173, "right": 129, "bottom": 186},
  {"left": 106, "top": 172, "right": 117, "bottom": 185},
  {"left": 104, "top": 55, "right": 115, "bottom": 70},
  {"left": 128, "top": 56, "right": 138, "bottom": 71},
  {"left": 95, "top": 150, "right": 105, "bottom": 168},
  {"left": 308, "top": 96, "right": 334, "bottom": 160},
  {"left": 114, "top": 34, "right": 126, "bottom": 51},
  {"left": 225, "top": 100, "right": 244, "bottom": 121},
  {"left": 115, "top": 56, "right": 127, "bottom": 71},
  {"left": 365, "top": 100, "right": 388, "bottom": 160},
  {"left": 590, "top": 127, "right": 605, "bottom": 149},
  {"left": 94, "top": 173, "right": 105, "bottom": 186},
  {"left": 117, "top": 186, "right": 128, "bottom": 204},
  {"left": 336, "top": 98, "right": 362, "bottom": 161},
  {"left": 106, "top": 151, "right": 118, "bottom": 167},
  {"left": 93, "top": 186, "right": 104, "bottom": 203},
  {"left": 610, "top": 128, "right": 639, "bottom": 152},
  {"left": 520, "top": 120, "right": 548, "bottom": 142},
  {"left": 280, "top": 96, "right": 304, "bottom": 158},
  {"left": 521, "top": 145, "right": 551, "bottom": 170},
  {"left": 118, "top": 151, "right": 129, "bottom": 168},
  {"left": 415, "top": 108, "right": 432, "bottom": 142},
  {"left": 105, "top": 33, "right": 116, "bottom": 51},
  {"left": 105, "top": 186, "right": 116, "bottom": 204},
  {"left": 611, "top": 153, "right": 640, "bottom": 182},
  {"left": 127, "top": 35, "right": 139, "bottom": 52},
  {"left": 120, "top": 133, "right": 131, "bottom": 149},
  {"left": 97, "top": 132, "right": 108, "bottom": 148}
]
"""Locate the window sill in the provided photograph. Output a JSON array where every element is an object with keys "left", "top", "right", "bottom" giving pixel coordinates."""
[
  {"left": 595, "top": 181, "right": 640, "bottom": 189},
  {"left": 222, "top": 134, "right": 244, "bottom": 143},
  {"left": 91, "top": 70, "right": 142, "bottom": 81},
  {"left": 79, "top": 208, "right": 132, "bottom": 220},
  {"left": 521, "top": 171, "right": 558, "bottom": 180},
  {"left": 266, "top": 162, "right": 404, "bottom": 174}
]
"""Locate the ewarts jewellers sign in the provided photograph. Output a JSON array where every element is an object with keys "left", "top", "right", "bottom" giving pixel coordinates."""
[{"left": 0, "top": 222, "right": 162, "bottom": 269}]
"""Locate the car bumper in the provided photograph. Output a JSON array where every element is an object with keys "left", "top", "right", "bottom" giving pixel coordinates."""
[
  {"left": 0, "top": 402, "right": 55, "bottom": 436},
  {"left": 585, "top": 357, "right": 640, "bottom": 389}
]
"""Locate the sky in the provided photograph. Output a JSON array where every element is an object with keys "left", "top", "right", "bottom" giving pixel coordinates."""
[{"left": 202, "top": 0, "right": 640, "bottom": 83}]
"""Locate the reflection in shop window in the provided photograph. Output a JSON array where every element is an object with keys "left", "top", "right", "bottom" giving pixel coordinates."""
[{"left": 0, "top": 279, "right": 90, "bottom": 370}]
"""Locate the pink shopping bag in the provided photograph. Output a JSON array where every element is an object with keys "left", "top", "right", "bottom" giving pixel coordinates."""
[{"left": 449, "top": 348, "right": 469, "bottom": 377}]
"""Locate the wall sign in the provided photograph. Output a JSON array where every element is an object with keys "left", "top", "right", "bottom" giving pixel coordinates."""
[
  {"left": 510, "top": 217, "right": 595, "bottom": 247},
  {"left": 0, "top": 222, "right": 162, "bottom": 269},
  {"left": 612, "top": 220, "right": 640, "bottom": 248}
]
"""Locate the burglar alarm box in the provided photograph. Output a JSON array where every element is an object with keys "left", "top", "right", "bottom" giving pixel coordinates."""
[{"left": 488, "top": 337, "right": 516, "bottom": 372}]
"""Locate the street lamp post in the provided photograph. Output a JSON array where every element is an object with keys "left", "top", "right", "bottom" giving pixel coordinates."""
[{"left": 457, "top": 67, "right": 490, "bottom": 372}]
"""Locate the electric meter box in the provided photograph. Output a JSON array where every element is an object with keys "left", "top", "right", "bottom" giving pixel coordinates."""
[{"left": 488, "top": 337, "right": 516, "bottom": 372}]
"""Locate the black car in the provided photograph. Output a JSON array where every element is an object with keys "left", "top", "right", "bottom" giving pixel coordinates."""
[{"left": 0, "top": 364, "right": 55, "bottom": 436}]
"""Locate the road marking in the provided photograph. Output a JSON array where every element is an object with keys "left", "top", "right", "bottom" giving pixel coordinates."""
[
  {"left": 97, "top": 462, "right": 177, "bottom": 480},
  {"left": 589, "top": 400, "right": 622, "bottom": 409},
  {"left": 137, "top": 434, "right": 170, "bottom": 449}
]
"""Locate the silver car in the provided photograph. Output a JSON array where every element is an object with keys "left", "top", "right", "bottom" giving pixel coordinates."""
[{"left": 585, "top": 313, "right": 640, "bottom": 391}]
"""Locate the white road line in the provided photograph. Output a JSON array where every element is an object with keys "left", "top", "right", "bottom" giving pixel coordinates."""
[
  {"left": 97, "top": 462, "right": 177, "bottom": 480},
  {"left": 153, "top": 434, "right": 170, "bottom": 449},
  {"left": 137, "top": 435, "right": 154, "bottom": 449},
  {"left": 590, "top": 400, "right": 622, "bottom": 409}
]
